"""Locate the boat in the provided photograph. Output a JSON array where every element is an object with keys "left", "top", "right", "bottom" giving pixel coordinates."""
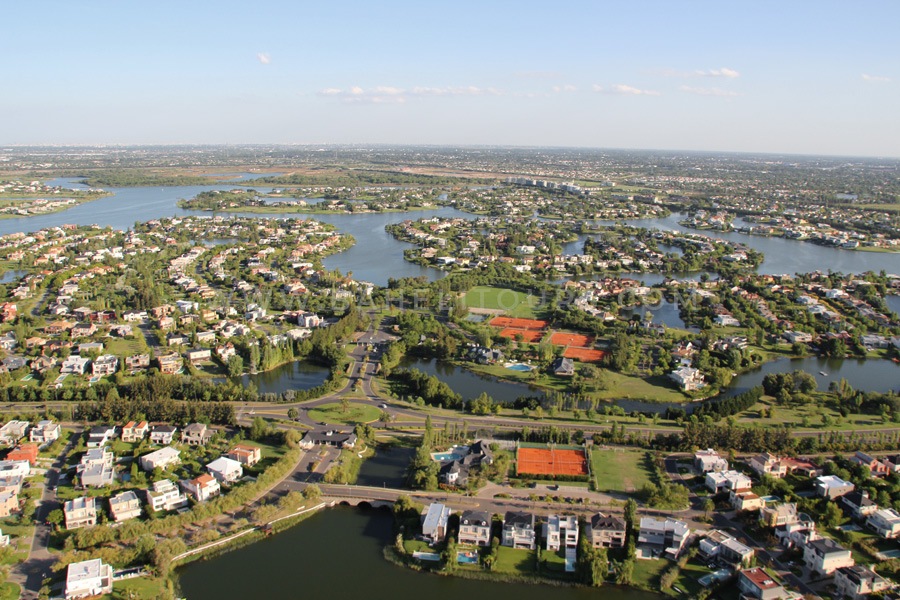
[{"left": 819, "top": 371, "right": 828, "bottom": 376}]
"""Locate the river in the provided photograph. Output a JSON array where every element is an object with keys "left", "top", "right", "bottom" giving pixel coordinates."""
[{"left": 176, "top": 506, "right": 659, "bottom": 600}]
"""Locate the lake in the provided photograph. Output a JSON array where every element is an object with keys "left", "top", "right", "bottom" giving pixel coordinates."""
[
  {"left": 398, "top": 357, "right": 544, "bottom": 405},
  {"left": 355, "top": 445, "right": 414, "bottom": 488},
  {"left": 214, "top": 360, "right": 330, "bottom": 396},
  {"left": 176, "top": 505, "right": 660, "bottom": 600}
]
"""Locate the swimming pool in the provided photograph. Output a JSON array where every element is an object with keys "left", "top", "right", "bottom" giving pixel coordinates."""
[
  {"left": 760, "top": 495, "right": 781, "bottom": 503},
  {"left": 432, "top": 445, "right": 469, "bottom": 462},
  {"left": 457, "top": 551, "right": 478, "bottom": 564},
  {"left": 412, "top": 551, "right": 441, "bottom": 561},
  {"left": 506, "top": 363, "right": 535, "bottom": 372}
]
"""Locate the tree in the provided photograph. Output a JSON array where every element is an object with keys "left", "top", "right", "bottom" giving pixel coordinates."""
[
  {"left": 340, "top": 398, "right": 351, "bottom": 414},
  {"left": 249, "top": 416, "right": 268, "bottom": 441},
  {"left": 226, "top": 355, "right": 244, "bottom": 378},
  {"left": 702, "top": 497, "right": 714, "bottom": 520},
  {"left": 287, "top": 407, "right": 298, "bottom": 420},
  {"left": 47, "top": 509, "right": 64, "bottom": 529}
]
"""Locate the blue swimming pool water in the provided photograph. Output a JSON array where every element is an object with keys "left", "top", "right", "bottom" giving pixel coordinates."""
[
  {"left": 506, "top": 364, "right": 534, "bottom": 372},
  {"left": 432, "top": 453, "right": 459, "bottom": 461},
  {"left": 457, "top": 552, "right": 478, "bottom": 564}
]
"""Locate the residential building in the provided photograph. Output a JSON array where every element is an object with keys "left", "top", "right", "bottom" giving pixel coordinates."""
[
  {"left": 421, "top": 503, "right": 452, "bottom": 543},
  {"left": 545, "top": 515, "right": 579, "bottom": 551},
  {"left": 700, "top": 530, "right": 755, "bottom": 567},
  {"left": 64, "top": 496, "right": 98, "bottom": 529},
  {"left": 749, "top": 453, "right": 789, "bottom": 478},
  {"left": 761, "top": 503, "right": 801, "bottom": 528},
  {"left": 867, "top": 508, "right": 900, "bottom": 539},
  {"left": 80, "top": 464, "right": 115, "bottom": 488},
  {"left": 60, "top": 356, "right": 90, "bottom": 375},
  {"left": 0, "top": 460, "right": 29, "bottom": 478},
  {"left": 157, "top": 352, "right": 182, "bottom": 374},
  {"left": 705, "top": 470, "right": 752, "bottom": 493},
  {"left": 150, "top": 425, "right": 177, "bottom": 445},
  {"left": 815, "top": 475, "right": 855, "bottom": 499},
  {"left": 738, "top": 567, "right": 787, "bottom": 600},
  {"left": 29, "top": 420, "right": 60, "bottom": 444},
  {"left": 86, "top": 426, "right": 116, "bottom": 448},
  {"left": 140, "top": 447, "right": 181, "bottom": 472},
  {"left": 501, "top": 511, "right": 536, "bottom": 550},
  {"left": 226, "top": 444, "right": 261, "bottom": 467},
  {"left": 849, "top": 452, "right": 889, "bottom": 478},
  {"left": 731, "top": 490, "right": 765, "bottom": 512},
  {"left": 694, "top": 449, "right": 728, "bottom": 473},
  {"left": 551, "top": 357, "right": 575, "bottom": 376},
  {"left": 638, "top": 517, "right": 690, "bottom": 559},
  {"left": 121, "top": 421, "right": 149, "bottom": 443},
  {"left": 840, "top": 491, "right": 878, "bottom": 519},
  {"left": 90, "top": 354, "right": 118, "bottom": 377},
  {"left": 0, "top": 476, "right": 23, "bottom": 495},
  {"left": 669, "top": 366, "right": 705, "bottom": 391},
  {"left": 181, "top": 473, "right": 220, "bottom": 502},
  {"left": 109, "top": 491, "right": 142, "bottom": 522},
  {"left": 7, "top": 443, "right": 39, "bottom": 465},
  {"left": 803, "top": 537, "right": 854, "bottom": 575},
  {"left": 458, "top": 510, "right": 492, "bottom": 546},
  {"left": 834, "top": 565, "right": 891, "bottom": 600},
  {"left": 64, "top": 559, "right": 113, "bottom": 600},
  {"left": 125, "top": 354, "right": 150, "bottom": 371},
  {"left": 586, "top": 513, "right": 626, "bottom": 548},
  {"left": 299, "top": 429, "right": 357, "bottom": 449},
  {"left": 145, "top": 479, "right": 188, "bottom": 512},
  {"left": 181, "top": 423, "right": 213, "bottom": 446},
  {"left": 0, "top": 528, "right": 9, "bottom": 547},
  {"left": 0, "top": 491, "right": 18, "bottom": 518},
  {"left": 185, "top": 348, "right": 211, "bottom": 365},
  {"left": 206, "top": 456, "right": 243, "bottom": 483},
  {"left": 0, "top": 420, "right": 30, "bottom": 444}
]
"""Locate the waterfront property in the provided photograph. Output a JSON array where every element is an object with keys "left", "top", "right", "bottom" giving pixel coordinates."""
[
  {"left": 585, "top": 513, "right": 626, "bottom": 548},
  {"left": 182, "top": 473, "right": 221, "bottom": 502},
  {"left": 545, "top": 515, "right": 578, "bottom": 551},
  {"left": 458, "top": 510, "right": 492, "bottom": 546},
  {"left": 637, "top": 517, "right": 690, "bottom": 559},
  {"left": 501, "top": 511, "right": 536, "bottom": 550},
  {"left": 206, "top": 456, "right": 243, "bottom": 483},
  {"left": 421, "top": 503, "right": 451, "bottom": 543},
  {"left": 65, "top": 558, "right": 113, "bottom": 600},
  {"left": 699, "top": 530, "right": 755, "bottom": 568}
]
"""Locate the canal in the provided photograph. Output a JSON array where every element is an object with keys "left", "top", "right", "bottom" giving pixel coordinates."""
[{"left": 176, "top": 506, "right": 659, "bottom": 600}]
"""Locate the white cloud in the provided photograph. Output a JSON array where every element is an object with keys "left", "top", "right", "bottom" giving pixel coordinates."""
[
  {"left": 679, "top": 85, "right": 740, "bottom": 97},
  {"left": 862, "top": 74, "right": 891, "bottom": 83},
  {"left": 650, "top": 67, "right": 740, "bottom": 79},
  {"left": 552, "top": 84, "right": 578, "bottom": 93},
  {"left": 257, "top": 53, "right": 271, "bottom": 65},
  {"left": 593, "top": 83, "right": 661, "bottom": 96},
  {"left": 317, "top": 85, "right": 502, "bottom": 103}
]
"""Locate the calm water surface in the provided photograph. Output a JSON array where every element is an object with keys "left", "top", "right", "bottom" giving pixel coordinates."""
[
  {"left": 398, "top": 356, "right": 544, "bottom": 404},
  {"left": 176, "top": 506, "right": 659, "bottom": 600},
  {"left": 213, "top": 360, "right": 330, "bottom": 395},
  {"left": 355, "top": 445, "right": 414, "bottom": 488}
]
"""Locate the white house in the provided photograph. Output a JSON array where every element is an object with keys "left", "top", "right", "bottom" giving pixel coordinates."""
[
  {"left": 139, "top": 447, "right": 181, "bottom": 472},
  {"left": 29, "top": 420, "right": 60, "bottom": 444},
  {"left": 705, "top": 470, "right": 752, "bottom": 493},
  {"left": 205, "top": 456, "right": 243, "bottom": 483},
  {"left": 65, "top": 559, "right": 113, "bottom": 600},
  {"left": 867, "top": 508, "right": 900, "bottom": 539},
  {"left": 694, "top": 449, "right": 728, "bottom": 473},
  {"left": 421, "top": 503, "right": 452, "bottom": 543},
  {"left": 145, "top": 479, "right": 188, "bottom": 512}
]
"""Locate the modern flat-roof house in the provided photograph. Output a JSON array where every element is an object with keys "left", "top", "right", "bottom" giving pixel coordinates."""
[
  {"left": 670, "top": 366, "right": 705, "bottom": 391},
  {"left": 699, "top": 530, "right": 755, "bottom": 568},
  {"left": 638, "top": 517, "right": 690, "bottom": 559},
  {"left": 761, "top": 503, "right": 800, "bottom": 528},
  {"left": 206, "top": 457, "right": 243, "bottom": 483},
  {"left": 226, "top": 444, "right": 261, "bottom": 467},
  {"left": 80, "top": 464, "right": 115, "bottom": 488},
  {"left": 121, "top": 421, "right": 149, "bottom": 442},
  {"left": 150, "top": 425, "right": 177, "bottom": 445},
  {"left": 501, "top": 511, "right": 536, "bottom": 549},
  {"left": 545, "top": 515, "right": 579, "bottom": 551},
  {"left": 738, "top": 567, "right": 787, "bottom": 600},
  {"left": 867, "top": 508, "right": 900, "bottom": 539},
  {"left": 64, "top": 496, "right": 98, "bottom": 529},
  {"left": 140, "top": 447, "right": 181, "bottom": 472},
  {"left": 109, "top": 490, "right": 142, "bottom": 522},
  {"left": 586, "top": 513, "right": 626, "bottom": 548},
  {"left": 145, "top": 479, "right": 188, "bottom": 512},
  {"left": 29, "top": 420, "right": 61, "bottom": 444},
  {"left": 90, "top": 354, "right": 118, "bottom": 377},
  {"left": 0, "top": 420, "right": 30, "bottom": 445},
  {"left": 125, "top": 354, "right": 151, "bottom": 372},
  {"left": 421, "top": 503, "right": 452, "bottom": 543},
  {"left": 86, "top": 426, "right": 116, "bottom": 448},
  {"left": 458, "top": 510, "right": 492, "bottom": 547},
  {"left": 731, "top": 490, "right": 765, "bottom": 512},
  {"left": 834, "top": 565, "right": 891, "bottom": 600},
  {"left": 0, "top": 460, "right": 30, "bottom": 478},
  {"left": 815, "top": 475, "right": 855, "bottom": 499},
  {"left": 157, "top": 352, "right": 182, "bottom": 374},
  {"left": 803, "top": 537, "right": 854, "bottom": 575},
  {"left": 182, "top": 473, "right": 220, "bottom": 502},
  {"left": 705, "top": 470, "right": 752, "bottom": 493},
  {"left": 0, "top": 475, "right": 23, "bottom": 496},
  {"left": 749, "top": 453, "right": 789, "bottom": 478},
  {"left": 181, "top": 423, "right": 213, "bottom": 446},
  {"left": 0, "top": 491, "right": 18, "bottom": 518},
  {"left": 65, "top": 558, "right": 114, "bottom": 600},
  {"left": 694, "top": 449, "right": 728, "bottom": 473}
]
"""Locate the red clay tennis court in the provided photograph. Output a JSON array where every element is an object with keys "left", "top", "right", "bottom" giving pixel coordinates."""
[
  {"left": 549, "top": 332, "right": 594, "bottom": 347},
  {"left": 517, "top": 446, "right": 589, "bottom": 476},
  {"left": 563, "top": 347, "right": 608, "bottom": 362},
  {"left": 490, "top": 316, "right": 548, "bottom": 331},
  {"left": 499, "top": 328, "right": 544, "bottom": 342}
]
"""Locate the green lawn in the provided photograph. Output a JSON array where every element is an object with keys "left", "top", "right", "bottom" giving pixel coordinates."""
[
  {"left": 307, "top": 401, "right": 381, "bottom": 425},
  {"left": 0, "top": 583, "right": 20, "bottom": 600},
  {"left": 631, "top": 557, "right": 669, "bottom": 588},
  {"left": 104, "top": 337, "right": 147, "bottom": 356},
  {"left": 462, "top": 286, "right": 543, "bottom": 318},
  {"left": 98, "top": 576, "right": 167, "bottom": 600},
  {"left": 591, "top": 448, "right": 654, "bottom": 493},
  {"left": 493, "top": 545, "right": 537, "bottom": 574}
]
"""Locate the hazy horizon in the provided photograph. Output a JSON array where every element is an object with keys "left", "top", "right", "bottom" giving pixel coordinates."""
[{"left": 2, "top": 1, "right": 898, "bottom": 157}]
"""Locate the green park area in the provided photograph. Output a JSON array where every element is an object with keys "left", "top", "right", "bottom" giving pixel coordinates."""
[
  {"left": 590, "top": 447, "right": 655, "bottom": 493},
  {"left": 462, "top": 286, "right": 543, "bottom": 318},
  {"left": 307, "top": 401, "right": 381, "bottom": 425}
]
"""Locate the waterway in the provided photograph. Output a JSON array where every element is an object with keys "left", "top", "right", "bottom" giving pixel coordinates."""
[
  {"left": 355, "top": 445, "right": 414, "bottom": 488},
  {"left": 398, "top": 357, "right": 544, "bottom": 405},
  {"left": 213, "top": 360, "right": 330, "bottom": 396},
  {"left": 176, "top": 506, "right": 658, "bottom": 600},
  {"left": 887, "top": 295, "right": 900, "bottom": 317}
]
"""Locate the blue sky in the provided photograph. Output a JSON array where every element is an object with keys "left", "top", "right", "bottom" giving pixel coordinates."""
[{"left": 2, "top": 0, "right": 898, "bottom": 156}]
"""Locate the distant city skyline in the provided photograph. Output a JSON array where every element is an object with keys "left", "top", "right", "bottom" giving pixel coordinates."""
[{"left": 2, "top": 1, "right": 898, "bottom": 157}]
